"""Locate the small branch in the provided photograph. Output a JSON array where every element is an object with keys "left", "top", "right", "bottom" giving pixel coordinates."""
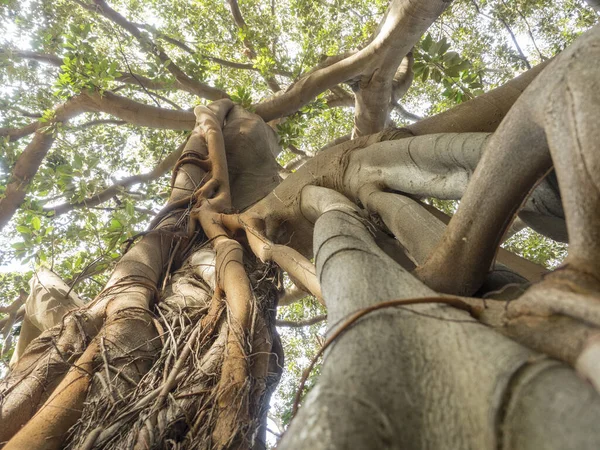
[
  {"left": 0, "top": 48, "right": 62, "bottom": 66},
  {"left": 284, "top": 155, "right": 309, "bottom": 172},
  {"left": 133, "top": 22, "right": 293, "bottom": 76},
  {"left": 503, "top": 0, "right": 546, "bottom": 61},
  {"left": 0, "top": 305, "right": 25, "bottom": 334},
  {"left": 287, "top": 144, "right": 307, "bottom": 157},
  {"left": 393, "top": 102, "right": 423, "bottom": 122},
  {"left": 0, "top": 290, "right": 27, "bottom": 316},
  {"left": 46, "top": 137, "right": 187, "bottom": 216},
  {"left": 276, "top": 314, "right": 326, "bottom": 328},
  {"left": 470, "top": 0, "right": 531, "bottom": 69},
  {"left": 84, "top": 0, "right": 229, "bottom": 100},
  {"left": 0, "top": 122, "right": 40, "bottom": 142}
]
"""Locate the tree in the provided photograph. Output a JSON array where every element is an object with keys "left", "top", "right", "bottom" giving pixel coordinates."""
[{"left": 1, "top": 0, "right": 599, "bottom": 448}]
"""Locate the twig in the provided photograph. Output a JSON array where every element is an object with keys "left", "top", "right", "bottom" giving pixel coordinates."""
[{"left": 276, "top": 314, "right": 326, "bottom": 328}]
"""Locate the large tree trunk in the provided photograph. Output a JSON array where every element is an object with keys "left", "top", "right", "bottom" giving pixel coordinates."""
[{"left": 0, "top": 104, "right": 285, "bottom": 450}]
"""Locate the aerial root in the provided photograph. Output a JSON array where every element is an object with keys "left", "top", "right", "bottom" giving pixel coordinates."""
[{"left": 471, "top": 265, "right": 600, "bottom": 393}]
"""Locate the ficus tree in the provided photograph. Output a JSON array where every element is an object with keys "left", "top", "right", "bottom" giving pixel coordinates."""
[{"left": 0, "top": 0, "right": 599, "bottom": 448}]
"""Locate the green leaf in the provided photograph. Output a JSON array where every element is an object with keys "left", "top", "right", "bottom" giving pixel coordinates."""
[
  {"left": 443, "top": 51, "right": 461, "bottom": 65},
  {"left": 31, "top": 216, "right": 41, "bottom": 231},
  {"left": 16, "top": 225, "right": 31, "bottom": 234},
  {"left": 422, "top": 33, "right": 433, "bottom": 52}
]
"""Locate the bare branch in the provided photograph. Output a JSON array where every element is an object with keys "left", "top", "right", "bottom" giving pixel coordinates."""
[
  {"left": 276, "top": 314, "right": 326, "bottom": 328},
  {"left": 226, "top": 0, "right": 282, "bottom": 92},
  {"left": 84, "top": 0, "right": 229, "bottom": 100},
  {"left": 0, "top": 97, "right": 90, "bottom": 231},
  {"left": 470, "top": 0, "right": 531, "bottom": 69},
  {"left": 46, "top": 138, "right": 188, "bottom": 216}
]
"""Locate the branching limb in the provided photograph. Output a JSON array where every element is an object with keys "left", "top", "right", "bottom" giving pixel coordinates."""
[
  {"left": 46, "top": 137, "right": 188, "bottom": 216},
  {"left": 352, "top": 4, "right": 444, "bottom": 137},
  {"left": 278, "top": 283, "right": 310, "bottom": 306},
  {"left": 83, "top": 0, "right": 229, "bottom": 100},
  {"left": 254, "top": 0, "right": 451, "bottom": 122},
  {"left": 0, "top": 96, "right": 90, "bottom": 231},
  {"left": 133, "top": 22, "right": 293, "bottom": 76},
  {"left": 83, "top": 90, "right": 195, "bottom": 129}
]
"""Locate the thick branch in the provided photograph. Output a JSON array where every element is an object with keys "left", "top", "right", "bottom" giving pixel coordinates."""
[
  {"left": 226, "top": 0, "right": 282, "bottom": 92},
  {"left": 353, "top": 46, "right": 414, "bottom": 135},
  {"left": 83, "top": 90, "right": 195, "bottom": 129},
  {"left": 87, "top": 0, "right": 229, "bottom": 100},
  {"left": 408, "top": 60, "right": 550, "bottom": 135},
  {"left": 254, "top": 0, "right": 451, "bottom": 122},
  {"left": 0, "top": 96, "right": 89, "bottom": 231}
]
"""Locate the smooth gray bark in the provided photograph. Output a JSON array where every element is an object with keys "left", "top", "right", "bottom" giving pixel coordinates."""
[
  {"left": 343, "top": 132, "right": 566, "bottom": 241},
  {"left": 279, "top": 193, "right": 600, "bottom": 449}
]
